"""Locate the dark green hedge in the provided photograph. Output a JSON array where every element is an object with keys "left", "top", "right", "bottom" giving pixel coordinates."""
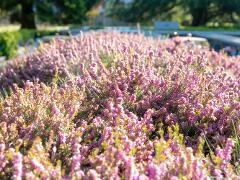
[
  {"left": 0, "top": 32, "right": 19, "bottom": 59},
  {"left": 0, "top": 30, "right": 58, "bottom": 60}
]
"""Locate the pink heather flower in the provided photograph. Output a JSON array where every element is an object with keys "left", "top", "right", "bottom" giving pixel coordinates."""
[
  {"left": 122, "top": 156, "right": 140, "bottom": 180},
  {"left": 170, "top": 176, "right": 178, "bottom": 180},
  {"left": 133, "top": 53, "right": 139, "bottom": 60},
  {"left": 0, "top": 154, "right": 6, "bottom": 171},
  {"left": 1, "top": 147, "right": 10, "bottom": 172},
  {"left": 72, "top": 170, "right": 84, "bottom": 179},
  {"left": 31, "top": 159, "right": 45, "bottom": 173},
  {"left": 170, "top": 141, "right": 180, "bottom": 153},
  {"left": 89, "top": 63, "right": 98, "bottom": 78},
  {"left": 137, "top": 174, "right": 147, "bottom": 180},
  {"left": 50, "top": 169, "right": 58, "bottom": 178},
  {"left": 0, "top": 31, "right": 239, "bottom": 179},
  {"left": 118, "top": 151, "right": 128, "bottom": 163},
  {"left": 106, "top": 101, "right": 115, "bottom": 112},
  {"left": 89, "top": 169, "right": 100, "bottom": 180},
  {"left": 13, "top": 152, "right": 23, "bottom": 180},
  {"left": 25, "top": 80, "right": 34, "bottom": 88},
  {"left": 103, "top": 127, "right": 112, "bottom": 140},
  {"left": 143, "top": 109, "right": 153, "bottom": 122},
  {"left": 76, "top": 77, "right": 84, "bottom": 86},
  {"left": 71, "top": 137, "right": 81, "bottom": 154},
  {"left": 157, "top": 163, "right": 168, "bottom": 177},
  {"left": 71, "top": 155, "right": 82, "bottom": 172},
  {"left": 59, "top": 131, "right": 67, "bottom": 144},
  {"left": 130, "top": 94, "right": 136, "bottom": 102},
  {"left": 147, "top": 163, "right": 157, "bottom": 180},
  {"left": 216, "top": 138, "right": 235, "bottom": 162},
  {"left": 52, "top": 104, "right": 60, "bottom": 116},
  {"left": 92, "top": 117, "right": 103, "bottom": 127},
  {"left": 114, "top": 84, "right": 123, "bottom": 97},
  {"left": 192, "top": 159, "right": 206, "bottom": 179},
  {"left": 24, "top": 172, "right": 35, "bottom": 180},
  {"left": 0, "top": 143, "right": 5, "bottom": 152},
  {"left": 148, "top": 50, "right": 154, "bottom": 57},
  {"left": 212, "top": 169, "right": 223, "bottom": 178},
  {"left": 116, "top": 97, "right": 123, "bottom": 105}
]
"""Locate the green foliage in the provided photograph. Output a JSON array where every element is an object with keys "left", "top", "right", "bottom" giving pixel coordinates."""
[
  {"left": 108, "top": 0, "right": 180, "bottom": 24},
  {"left": 18, "top": 29, "right": 36, "bottom": 43},
  {"left": 108, "top": 0, "right": 240, "bottom": 26},
  {"left": 0, "top": 32, "right": 19, "bottom": 59},
  {"left": 0, "top": 29, "right": 59, "bottom": 59},
  {"left": 0, "top": 0, "right": 100, "bottom": 29},
  {"left": 184, "top": 0, "right": 240, "bottom": 26},
  {"left": 36, "top": 0, "right": 86, "bottom": 24}
]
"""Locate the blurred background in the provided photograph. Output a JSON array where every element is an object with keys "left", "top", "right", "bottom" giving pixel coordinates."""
[{"left": 0, "top": 0, "right": 240, "bottom": 60}]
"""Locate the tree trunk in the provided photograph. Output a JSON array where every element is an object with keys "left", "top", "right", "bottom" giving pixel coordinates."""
[
  {"left": 20, "top": 0, "right": 36, "bottom": 29},
  {"left": 191, "top": 9, "right": 208, "bottom": 26}
]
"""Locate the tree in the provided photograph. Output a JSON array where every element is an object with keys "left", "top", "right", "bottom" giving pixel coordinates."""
[
  {"left": 36, "top": 0, "right": 100, "bottom": 25},
  {"left": 36, "top": 0, "right": 86, "bottom": 25},
  {"left": 184, "top": 0, "right": 240, "bottom": 26},
  {"left": 108, "top": 0, "right": 240, "bottom": 26},
  {"left": 1, "top": 0, "right": 37, "bottom": 29},
  {"left": 0, "top": 0, "right": 100, "bottom": 29},
  {"left": 214, "top": 0, "right": 240, "bottom": 23},
  {"left": 184, "top": 0, "right": 211, "bottom": 26},
  {"left": 108, "top": 0, "right": 180, "bottom": 24}
]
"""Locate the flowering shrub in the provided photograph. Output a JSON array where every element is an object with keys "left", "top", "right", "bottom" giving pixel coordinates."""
[{"left": 0, "top": 32, "right": 239, "bottom": 179}]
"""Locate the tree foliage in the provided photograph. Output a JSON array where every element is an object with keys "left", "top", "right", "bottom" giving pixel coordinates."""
[
  {"left": 108, "top": 0, "right": 179, "bottom": 24},
  {"left": 108, "top": 0, "right": 240, "bottom": 26},
  {"left": 0, "top": 0, "right": 100, "bottom": 29},
  {"left": 184, "top": 0, "right": 240, "bottom": 26},
  {"left": 36, "top": 0, "right": 99, "bottom": 24}
]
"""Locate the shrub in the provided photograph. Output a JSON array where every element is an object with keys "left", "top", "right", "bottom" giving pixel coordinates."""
[
  {"left": 0, "top": 30, "right": 59, "bottom": 60},
  {"left": 0, "top": 32, "right": 19, "bottom": 59},
  {"left": 0, "top": 32, "right": 239, "bottom": 179}
]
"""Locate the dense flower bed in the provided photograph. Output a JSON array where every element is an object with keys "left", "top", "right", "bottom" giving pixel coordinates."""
[{"left": 0, "top": 32, "right": 239, "bottom": 179}]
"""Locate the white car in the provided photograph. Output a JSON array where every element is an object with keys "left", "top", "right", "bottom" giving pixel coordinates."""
[{"left": 177, "top": 36, "right": 210, "bottom": 48}]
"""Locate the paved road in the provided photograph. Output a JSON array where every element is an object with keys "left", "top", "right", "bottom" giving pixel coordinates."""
[
  {"left": 154, "top": 30, "right": 240, "bottom": 37},
  {"left": 192, "top": 32, "right": 240, "bottom": 47}
]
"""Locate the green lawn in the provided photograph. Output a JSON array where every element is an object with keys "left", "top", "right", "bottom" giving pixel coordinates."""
[{"left": 0, "top": 24, "right": 69, "bottom": 32}]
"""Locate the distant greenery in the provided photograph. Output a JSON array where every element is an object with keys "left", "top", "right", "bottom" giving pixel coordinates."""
[
  {"left": 0, "top": 29, "right": 59, "bottom": 59},
  {"left": 108, "top": 0, "right": 240, "bottom": 26},
  {"left": 0, "top": 0, "right": 100, "bottom": 29},
  {"left": 0, "top": 32, "right": 19, "bottom": 59}
]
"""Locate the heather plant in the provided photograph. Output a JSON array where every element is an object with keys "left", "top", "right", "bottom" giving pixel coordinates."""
[{"left": 0, "top": 32, "right": 239, "bottom": 179}]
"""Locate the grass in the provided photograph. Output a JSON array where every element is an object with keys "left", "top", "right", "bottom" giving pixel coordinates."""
[
  {"left": 0, "top": 25, "right": 20, "bottom": 32},
  {"left": 0, "top": 24, "right": 69, "bottom": 32}
]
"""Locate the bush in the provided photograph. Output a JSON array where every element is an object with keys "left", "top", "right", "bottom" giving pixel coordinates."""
[
  {"left": 0, "top": 32, "right": 19, "bottom": 59},
  {"left": 0, "top": 32, "right": 239, "bottom": 179},
  {"left": 0, "top": 30, "right": 59, "bottom": 60}
]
